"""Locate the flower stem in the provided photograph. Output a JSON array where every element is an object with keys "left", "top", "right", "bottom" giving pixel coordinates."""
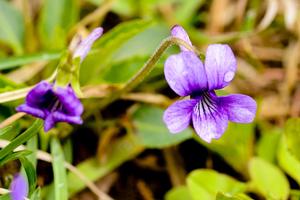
[{"left": 98, "top": 36, "right": 198, "bottom": 108}]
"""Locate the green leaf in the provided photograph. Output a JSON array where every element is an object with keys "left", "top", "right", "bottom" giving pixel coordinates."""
[
  {"left": 187, "top": 169, "right": 247, "bottom": 200},
  {"left": 30, "top": 188, "right": 41, "bottom": 200},
  {"left": 80, "top": 19, "right": 154, "bottom": 83},
  {"left": 63, "top": 138, "right": 73, "bottom": 164},
  {"left": 0, "top": 121, "right": 20, "bottom": 141},
  {"left": 197, "top": 123, "right": 254, "bottom": 174},
  {"left": 256, "top": 126, "right": 281, "bottom": 163},
  {"left": 51, "top": 137, "right": 68, "bottom": 200},
  {"left": 0, "top": 0, "right": 24, "bottom": 54},
  {"left": 249, "top": 157, "right": 289, "bottom": 200},
  {"left": 284, "top": 118, "right": 300, "bottom": 161},
  {"left": 132, "top": 105, "right": 193, "bottom": 148},
  {"left": 0, "top": 51, "right": 61, "bottom": 70},
  {"left": 165, "top": 186, "right": 192, "bottom": 200},
  {"left": 38, "top": 0, "right": 79, "bottom": 50},
  {"left": 0, "top": 150, "right": 31, "bottom": 166},
  {"left": 20, "top": 157, "right": 37, "bottom": 196},
  {"left": 278, "top": 136, "right": 300, "bottom": 185},
  {"left": 0, "top": 74, "right": 20, "bottom": 93},
  {"left": 174, "top": 0, "right": 205, "bottom": 25},
  {"left": 216, "top": 193, "right": 253, "bottom": 200},
  {"left": 0, "top": 120, "right": 42, "bottom": 160},
  {"left": 67, "top": 133, "right": 143, "bottom": 196},
  {"left": 26, "top": 135, "right": 38, "bottom": 168},
  {"left": 0, "top": 194, "right": 10, "bottom": 200}
]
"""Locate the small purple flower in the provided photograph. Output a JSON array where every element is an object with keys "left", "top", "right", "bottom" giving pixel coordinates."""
[
  {"left": 163, "top": 25, "right": 257, "bottom": 143},
  {"left": 73, "top": 27, "right": 103, "bottom": 62},
  {"left": 16, "top": 81, "right": 83, "bottom": 132},
  {"left": 16, "top": 28, "right": 103, "bottom": 132},
  {"left": 9, "top": 174, "right": 28, "bottom": 200}
]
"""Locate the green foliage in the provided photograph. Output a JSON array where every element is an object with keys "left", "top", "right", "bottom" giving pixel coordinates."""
[
  {"left": 80, "top": 19, "right": 154, "bottom": 83},
  {"left": 216, "top": 193, "right": 252, "bottom": 200},
  {"left": 38, "top": 0, "right": 79, "bottom": 49},
  {"left": 133, "top": 105, "right": 193, "bottom": 148},
  {"left": 51, "top": 137, "right": 68, "bottom": 200},
  {"left": 165, "top": 186, "right": 192, "bottom": 200},
  {"left": 187, "top": 169, "right": 247, "bottom": 200},
  {"left": 249, "top": 157, "right": 289, "bottom": 200},
  {"left": 0, "top": 0, "right": 24, "bottom": 54},
  {"left": 0, "top": 51, "right": 61, "bottom": 70},
  {"left": 256, "top": 126, "right": 281, "bottom": 163},
  {"left": 0, "top": 121, "right": 20, "bottom": 141},
  {"left": 0, "top": 120, "right": 42, "bottom": 163},
  {"left": 198, "top": 123, "right": 254, "bottom": 174},
  {"left": 278, "top": 136, "right": 300, "bottom": 185},
  {"left": 284, "top": 118, "right": 300, "bottom": 161},
  {"left": 20, "top": 157, "right": 37, "bottom": 196}
]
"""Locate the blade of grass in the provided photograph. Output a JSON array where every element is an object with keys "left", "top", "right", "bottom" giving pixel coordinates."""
[
  {"left": 0, "top": 119, "right": 42, "bottom": 160},
  {"left": 51, "top": 137, "right": 68, "bottom": 200}
]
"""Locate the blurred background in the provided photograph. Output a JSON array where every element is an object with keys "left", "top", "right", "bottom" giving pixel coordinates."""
[{"left": 0, "top": 0, "right": 300, "bottom": 199}]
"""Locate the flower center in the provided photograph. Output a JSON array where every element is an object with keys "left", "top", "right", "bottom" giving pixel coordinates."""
[{"left": 193, "top": 92, "right": 218, "bottom": 118}]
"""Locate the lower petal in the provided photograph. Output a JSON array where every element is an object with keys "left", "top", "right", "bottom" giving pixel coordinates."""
[
  {"left": 52, "top": 111, "right": 83, "bottom": 125},
  {"left": 218, "top": 94, "right": 257, "bottom": 123},
  {"left": 44, "top": 115, "right": 55, "bottom": 132},
  {"left": 16, "top": 104, "right": 46, "bottom": 119},
  {"left": 192, "top": 105, "right": 228, "bottom": 143},
  {"left": 163, "top": 99, "right": 197, "bottom": 133}
]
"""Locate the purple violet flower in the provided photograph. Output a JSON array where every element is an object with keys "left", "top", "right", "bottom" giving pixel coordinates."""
[
  {"left": 16, "top": 27, "right": 103, "bottom": 132},
  {"left": 9, "top": 174, "right": 28, "bottom": 200},
  {"left": 163, "top": 25, "right": 257, "bottom": 143},
  {"left": 16, "top": 81, "right": 83, "bottom": 132}
]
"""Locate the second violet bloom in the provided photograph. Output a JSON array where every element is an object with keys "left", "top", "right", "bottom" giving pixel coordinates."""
[
  {"left": 17, "top": 28, "right": 103, "bottom": 132},
  {"left": 163, "top": 25, "right": 257, "bottom": 143}
]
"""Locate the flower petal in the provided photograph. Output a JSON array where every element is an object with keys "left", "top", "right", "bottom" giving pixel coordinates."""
[
  {"left": 192, "top": 96, "right": 228, "bottom": 143},
  {"left": 171, "top": 25, "right": 193, "bottom": 51},
  {"left": 55, "top": 85, "right": 83, "bottom": 116},
  {"left": 26, "top": 81, "right": 54, "bottom": 108},
  {"left": 164, "top": 51, "right": 208, "bottom": 96},
  {"left": 73, "top": 27, "right": 103, "bottom": 62},
  {"left": 52, "top": 111, "right": 83, "bottom": 125},
  {"left": 10, "top": 174, "right": 28, "bottom": 200},
  {"left": 218, "top": 94, "right": 257, "bottom": 123},
  {"left": 163, "top": 99, "right": 198, "bottom": 133},
  {"left": 16, "top": 104, "right": 46, "bottom": 119},
  {"left": 204, "top": 44, "right": 237, "bottom": 90},
  {"left": 44, "top": 115, "right": 55, "bottom": 132}
]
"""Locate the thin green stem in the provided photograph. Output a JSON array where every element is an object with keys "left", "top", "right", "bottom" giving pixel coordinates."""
[{"left": 98, "top": 36, "right": 199, "bottom": 108}]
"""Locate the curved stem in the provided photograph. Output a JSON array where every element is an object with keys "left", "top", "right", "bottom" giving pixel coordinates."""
[{"left": 98, "top": 36, "right": 198, "bottom": 108}]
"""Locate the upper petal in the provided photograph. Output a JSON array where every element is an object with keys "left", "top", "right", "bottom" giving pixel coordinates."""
[
  {"left": 218, "top": 94, "right": 257, "bottom": 123},
  {"left": 192, "top": 93, "right": 228, "bottom": 143},
  {"left": 171, "top": 25, "right": 193, "bottom": 52},
  {"left": 163, "top": 99, "right": 198, "bottom": 133},
  {"left": 10, "top": 174, "right": 28, "bottom": 200},
  {"left": 55, "top": 85, "right": 83, "bottom": 116},
  {"left": 26, "top": 81, "right": 54, "bottom": 108},
  {"left": 164, "top": 51, "right": 208, "bottom": 96},
  {"left": 73, "top": 27, "right": 103, "bottom": 62},
  {"left": 204, "top": 44, "right": 237, "bottom": 90}
]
